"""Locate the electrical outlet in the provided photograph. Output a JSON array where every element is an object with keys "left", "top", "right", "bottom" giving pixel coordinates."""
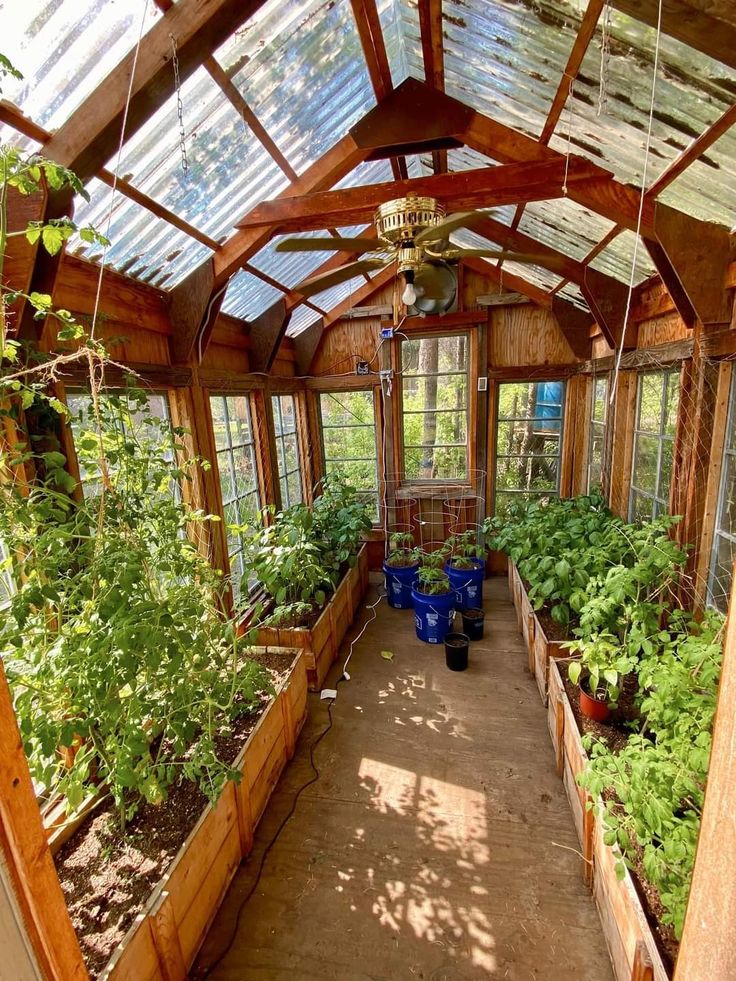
[
  {"left": 380, "top": 327, "right": 394, "bottom": 339},
  {"left": 478, "top": 376, "right": 488, "bottom": 392},
  {"left": 356, "top": 360, "right": 370, "bottom": 375}
]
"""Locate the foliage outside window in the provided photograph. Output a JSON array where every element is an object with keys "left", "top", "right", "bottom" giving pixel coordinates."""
[
  {"left": 209, "top": 394, "right": 261, "bottom": 596},
  {"left": 494, "top": 380, "right": 566, "bottom": 517},
  {"left": 629, "top": 370, "right": 680, "bottom": 522},
  {"left": 401, "top": 334, "right": 469, "bottom": 480},
  {"left": 587, "top": 375, "right": 608, "bottom": 492},
  {"left": 708, "top": 374, "right": 736, "bottom": 612},
  {"left": 271, "top": 394, "right": 302, "bottom": 508},
  {"left": 319, "top": 390, "right": 379, "bottom": 520}
]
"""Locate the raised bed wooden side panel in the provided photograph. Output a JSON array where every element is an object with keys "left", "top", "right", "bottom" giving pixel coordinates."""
[
  {"left": 546, "top": 659, "right": 670, "bottom": 981},
  {"left": 532, "top": 620, "right": 567, "bottom": 705},
  {"left": 254, "top": 545, "right": 369, "bottom": 691},
  {"left": 508, "top": 562, "right": 569, "bottom": 704},
  {"left": 104, "top": 652, "right": 308, "bottom": 981}
]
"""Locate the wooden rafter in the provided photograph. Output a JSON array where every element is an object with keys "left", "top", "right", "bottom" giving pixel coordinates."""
[
  {"left": 418, "top": 0, "right": 447, "bottom": 173},
  {"left": 234, "top": 157, "right": 604, "bottom": 233},
  {"left": 43, "top": 0, "right": 271, "bottom": 181},
  {"left": 349, "top": 0, "right": 408, "bottom": 180}
]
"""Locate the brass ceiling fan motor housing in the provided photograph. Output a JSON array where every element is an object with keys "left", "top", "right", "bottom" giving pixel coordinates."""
[{"left": 374, "top": 195, "right": 446, "bottom": 245}]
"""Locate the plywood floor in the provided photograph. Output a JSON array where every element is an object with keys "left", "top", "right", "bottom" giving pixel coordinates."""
[{"left": 196, "top": 578, "right": 614, "bottom": 980}]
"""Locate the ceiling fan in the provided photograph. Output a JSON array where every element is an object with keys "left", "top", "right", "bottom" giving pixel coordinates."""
[{"left": 275, "top": 194, "right": 556, "bottom": 314}]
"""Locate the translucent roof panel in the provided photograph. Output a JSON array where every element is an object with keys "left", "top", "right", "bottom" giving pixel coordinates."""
[
  {"left": 108, "top": 67, "right": 289, "bottom": 246},
  {"left": 215, "top": 0, "right": 374, "bottom": 174},
  {"left": 517, "top": 199, "right": 616, "bottom": 263},
  {"left": 71, "top": 178, "right": 212, "bottom": 289},
  {"left": 556, "top": 282, "right": 589, "bottom": 311},
  {"left": 286, "top": 273, "right": 377, "bottom": 338},
  {"left": 589, "top": 229, "right": 656, "bottom": 285},
  {"left": 1, "top": 1, "right": 160, "bottom": 131},
  {"left": 658, "top": 127, "right": 736, "bottom": 228},
  {"left": 548, "top": 7, "right": 736, "bottom": 202},
  {"left": 221, "top": 269, "right": 282, "bottom": 321},
  {"left": 380, "top": 0, "right": 585, "bottom": 140}
]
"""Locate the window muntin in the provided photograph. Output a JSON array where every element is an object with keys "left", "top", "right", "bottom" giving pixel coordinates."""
[
  {"left": 271, "top": 394, "right": 302, "bottom": 508},
  {"left": 209, "top": 395, "right": 261, "bottom": 596},
  {"left": 708, "top": 375, "right": 736, "bottom": 613},
  {"left": 587, "top": 375, "right": 609, "bottom": 492},
  {"left": 494, "top": 380, "right": 566, "bottom": 517},
  {"left": 319, "top": 390, "right": 379, "bottom": 520},
  {"left": 629, "top": 370, "right": 680, "bottom": 523},
  {"left": 400, "top": 334, "right": 469, "bottom": 480}
]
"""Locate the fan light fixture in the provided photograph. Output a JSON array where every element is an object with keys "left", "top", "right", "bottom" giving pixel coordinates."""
[{"left": 401, "top": 270, "right": 417, "bottom": 307}]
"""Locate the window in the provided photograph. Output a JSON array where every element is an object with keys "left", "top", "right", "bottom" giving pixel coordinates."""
[
  {"left": 0, "top": 538, "right": 13, "bottom": 606},
  {"left": 494, "top": 380, "right": 566, "bottom": 517},
  {"left": 319, "top": 390, "right": 379, "bottom": 519},
  {"left": 708, "top": 376, "right": 736, "bottom": 613},
  {"left": 587, "top": 375, "right": 609, "bottom": 492},
  {"left": 401, "top": 334, "right": 469, "bottom": 480},
  {"left": 66, "top": 389, "right": 176, "bottom": 494},
  {"left": 271, "top": 395, "right": 303, "bottom": 508},
  {"left": 209, "top": 395, "right": 261, "bottom": 593},
  {"left": 629, "top": 370, "right": 680, "bottom": 522}
]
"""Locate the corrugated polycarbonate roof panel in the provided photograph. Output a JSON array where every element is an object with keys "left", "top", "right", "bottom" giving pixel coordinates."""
[
  {"left": 70, "top": 177, "right": 212, "bottom": 288},
  {"left": 556, "top": 281, "right": 589, "bottom": 310},
  {"left": 215, "top": 0, "right": 374, "bottom": 174},
  {"left": 0, "top": 1, "right": 160, "bottom": 131},
  {"left": 589, "top": 228, "right": 656, "bottom": 285},
  {"left": 548, "top": 7, "right": 736, "bottom": 197},
  {"left": 380, "top": 0, "right": 585, "bottom": 140},
  {"left": 658, "top": 127, "right": 736, "bottom": 228},
  {"left": 221, "top": 269, "right": 281, "bottom": 321},
  {"left": 517, "top": 199, "right": 616, "bottom": 262}
]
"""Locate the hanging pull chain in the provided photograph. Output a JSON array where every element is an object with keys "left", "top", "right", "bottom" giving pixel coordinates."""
[
  {"left": 169, "top": 32, "right": 189, "bottom": 176},
  {"left": 597, "top": 0, "right": 612, "bottom": 116}
]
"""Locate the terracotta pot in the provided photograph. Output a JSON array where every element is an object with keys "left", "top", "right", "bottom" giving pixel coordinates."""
[{"left": 579, "top": 678, "right": 611, "bottom": 723}]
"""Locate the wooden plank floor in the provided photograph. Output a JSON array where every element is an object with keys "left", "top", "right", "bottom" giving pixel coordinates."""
[{"left": 195, "top": 578, "right": 614, "bottom": 980}]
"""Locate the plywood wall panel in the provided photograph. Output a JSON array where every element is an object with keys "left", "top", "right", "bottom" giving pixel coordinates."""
[
  {"left": 637, "top": 312, "right": 689, "bottom": 348},
  {"left": 489, "top": 305, "right": 577, "bottom": 367}
]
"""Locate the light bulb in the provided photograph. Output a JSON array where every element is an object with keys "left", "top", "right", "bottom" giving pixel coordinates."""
[{"left": 402, "top": 282, "right": 417, "bottom": 306}]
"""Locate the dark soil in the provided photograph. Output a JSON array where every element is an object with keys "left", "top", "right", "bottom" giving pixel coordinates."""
[
  {"left": 519, "top": 577, "right": 571, "bottom": 642},
  {"left": 445, "top": 636, "right": 468, "bottom": 649},
  {"left": 384, "top": 556, "right": 418, "bottom": 569},
  {"left": 560, "top": 666, "right": 678, "bottom": 972},
  {"left": 55, "top": 649, "right": 294, "bottom": 977}
]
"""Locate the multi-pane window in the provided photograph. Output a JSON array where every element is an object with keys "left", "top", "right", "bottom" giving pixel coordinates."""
[
  {"left": 401, "top": 334, "right": 469, "bottom": 480},
  {"left": 708, "top": 376, "right": 736, "bottom": 613},
  {"left": 587, "top": 375, "right": 609, "bottom": 492},
  {"left": 66, "top": 390, "right": 175, "bottom": 493},
  {"left": 629, "top": 370, "right": 680, "bottom": 522},
  {"left": 494, "top": 380, "right": 566, "bottom": 517},
  {"left": 319, "top": 390, "right": 379, "bottom": 519},
  {"left": 209, "top": 395, "right": 261, "bottom": 593},
  {"left": 271, "top": 395, "right": 302, "bottom": 508}
]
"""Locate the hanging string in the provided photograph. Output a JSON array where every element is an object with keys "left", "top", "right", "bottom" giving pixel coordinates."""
[
  {"left": 169, "top": 32, "right": 189, "bottom": 177},
  {"left": 562, "top": 75, "right": 575, "bottom": 196},
  {"left": 610, "top": 0, "right": 664, "bottom": 405}
]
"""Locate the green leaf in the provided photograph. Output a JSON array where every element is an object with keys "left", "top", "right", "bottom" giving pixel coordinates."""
[
  {"left": 41, "top": 224, "right": 64, "bottom": 255},
  {"left": 380, "top": 650, "right": 394, "bottom": 661}
]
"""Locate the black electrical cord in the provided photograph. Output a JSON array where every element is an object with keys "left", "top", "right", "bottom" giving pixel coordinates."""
[{"left": 195, "top": 678, "right": 345, "bottom": 979}]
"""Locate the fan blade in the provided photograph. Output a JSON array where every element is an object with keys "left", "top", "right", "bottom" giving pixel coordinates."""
[
  {"left": 440, "top": 248, "right": 566, "bottom": 271},
  {"left": 414, "top": 211, "right": 488, "bottom": 245},
  {"left": 293, "top": 258, "right": 390, "bottom": 297},
  {"left": 275, "top": 236, "right": 385, "bottom": 253}
]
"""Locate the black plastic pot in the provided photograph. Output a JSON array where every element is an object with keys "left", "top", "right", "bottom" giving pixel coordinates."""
[
  {"left": 444, "top": 632, "right": 469, "bottom": 671},
  {"left": 461, "top": 607, "right": 485, "bottom": 640}
]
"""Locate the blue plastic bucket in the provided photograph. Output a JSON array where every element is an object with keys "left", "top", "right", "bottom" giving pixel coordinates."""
[
  {"left": 383, "top": 561, "right": 419, "bottom": 609},
  {"left": 411, "top": 586, "right": 456, "bottom": 644},
  {"left": 445, "top": 558, "right": 485, "bottom": 611}
]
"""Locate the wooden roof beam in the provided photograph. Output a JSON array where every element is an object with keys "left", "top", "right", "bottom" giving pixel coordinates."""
[
  {"left": 349, "top": 0, "right": 408, "bottom": 180},
  {"left": 234, "top": 157, "right": 605, "bottom": 233},
  {"left": 418, "top": 0, "right": 447, "bottom": 174},
  {"left": 43, "top": 0, "right": 271, "bottom": 181},
  {"left": 462, "top": 256, "right": 552, "bottom": 309}
]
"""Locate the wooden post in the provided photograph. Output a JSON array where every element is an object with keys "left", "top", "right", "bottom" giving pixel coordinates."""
[
  {"left": 0, "top": 663, "right": 88, "bottom": 980},
  {"left": 631, "top": 941, "right": 654, "bottom": 981},
  {"left": 555, "top": 693, "right": 565, "bottom": 778},
  {"left": 675, "top": 570, "right": 736, "bottom": 980},
  {"left": 608, "top": 370, "right": 637, "bottom": 518},
  {"left": 582, "top": 796, "right": 595, "bottom": 888}
]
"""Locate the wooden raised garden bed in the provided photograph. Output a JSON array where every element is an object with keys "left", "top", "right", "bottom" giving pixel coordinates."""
[
  {"left": 546, "top": 658, "right": 670, "bottom": 981},
  {"left": 255, "top": 544, "right": 369, "bottom": 691},
  {"left": 95, "top": 649, "right": 308, "bottom": 981},
  {"left": 508, "top": 560, "right": 567, "bottom": 703}
]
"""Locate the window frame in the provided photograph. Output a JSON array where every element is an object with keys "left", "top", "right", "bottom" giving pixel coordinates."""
[
  {"left": 586, "top": 373, "right": 610, "bottom": 493},
  {"left": 628, "top": 369, "right": 680, "bottom": 523},
  {"left": 707, "top": 371, "right": 736, "bottom": 612},
  {"left": 493, "top": 378, "right": 567, "bottom": 516},
  {"left": 398, "top": 331, "right": 472, "bottom": 484},
  {"left": 318, "top": 386, "right": 381, "bottom": 522}
]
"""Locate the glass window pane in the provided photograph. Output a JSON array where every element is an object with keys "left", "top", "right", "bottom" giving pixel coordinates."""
[
  {"left": 321, "top": 391, "right": 378, "bottom": 519},
  {"left": 638, "top": 374, "right": 664, "bottom": 432},
  {"left": 271, "top": 395, "right": 302, "bottom": 506},
  {"left": 592, "top": 376, "right": 608, "bottom": 422},
  {"left": 664, "top": 372, "right": 680, "bottom": 436},
  {"left": 709, "top": 533, "right": 735, "bottom": 614},
  {"left": 632, "top": 434, "right": 660, "bottom": 494}
]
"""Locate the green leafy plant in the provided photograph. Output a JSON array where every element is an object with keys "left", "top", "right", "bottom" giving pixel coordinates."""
[
  {"left": 415, "top": 545, "right": 452, "bottom": 595},
  {"left": 385, "top": 531, "right": 418, "bottom": 568},
  {"left": 311, "top": 473, "right": 372, "bottom": 575},
  {"left": 446, "top": 529, "right": 486, "bottom": 569}
]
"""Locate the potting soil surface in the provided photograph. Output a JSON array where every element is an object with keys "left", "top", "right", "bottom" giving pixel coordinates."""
[{"left": 196, "top": 579, "right": 614, "bottom": 980}]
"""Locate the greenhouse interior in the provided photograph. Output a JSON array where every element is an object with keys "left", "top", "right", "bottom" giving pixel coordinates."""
[{"left": 0, "top": 0, "right": 735, "bottom": 979}]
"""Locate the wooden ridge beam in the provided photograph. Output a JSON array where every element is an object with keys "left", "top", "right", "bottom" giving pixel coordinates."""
[
  {"left": 418, "top": 0, "right": 447, "bottom": 173},
  {"left": 43, "top": 0, "right": 270, "bottom": 181},
  {"left": 349, "top": 0, "right": 407, "bottom": 180},
  {"left": 234, "top": 157, "right": 604, "bottom": 233}
]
